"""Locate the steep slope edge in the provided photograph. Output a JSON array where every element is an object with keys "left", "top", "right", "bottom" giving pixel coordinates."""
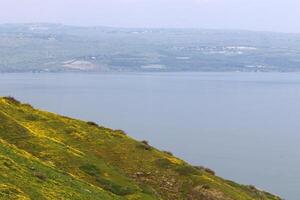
[{"left": 0, "top": 97, "right": 281, "bottom": 200}]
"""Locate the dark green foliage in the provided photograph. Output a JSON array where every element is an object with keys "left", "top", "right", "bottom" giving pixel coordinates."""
[
  {"left": 204, "top": 168, "right": 215, "bottom": 175},
  {"left": 201, "top": 184, "right": 211, "bottom": 190},
  {"left": 175, "top": 165, "right": 199, "bottom": 176},
  {"left": 114, "top": 130, "right": 127, "bottom": 135},
  {"left": 79, "top": 164, "right": 101, "bottom": 177},
  {"left": 194, "top": 166, "right": 216, "bottom": 175},
  {"left": 140, "top": 184, "right": 158, "bottom": 197},
  {"left": 96, "top": 178, "right": 136, "bottom": 196},
  {"left": 141, "top": 140, "right": 149, "bottom": 145},
  {"left": 24, "top": 113, "right": 40, "bottom": 121},
  {"left": 80, "top": 164, "right": 137, "bottom": 196},
  {"left": 22, "top": 103, "right": 33, "bottom": 109},
  {"left": 86, "top": 121, "right": 99, "bottom": 127},
  {"left": 137, "top": 143, "right": 152, "bottom": 151},
  {"left": 33, "top": 172, "right": 47, "bottom": 181},
  {"left": 137, "top": 140, "right": 152, "bottom": 151},
  {"left": 3, "top": 96, "right": 21, "bottom": 104},
  {"left": 162, "top": 151, "right": 173, "bottom": 156},
  {"left": 155, "top": 158, "right": 174, "bottom": 169}
]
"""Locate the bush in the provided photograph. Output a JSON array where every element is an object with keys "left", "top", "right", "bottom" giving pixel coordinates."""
[
  {"left": 137, "top": 144, "right": 152, "bottom": 151},
  {"left": 63, "top": 127, "right": 74, "bottom": 134},
  {"left": 141, "top": 140, "right": 149, "bottom": 145},
  {"left": 140, "top": 184, "right": 157, "bottom": 197},
  {"left": 194, "top": 166, "right": 216, "bottom": 175},
  {"left": 137, "top": 140, "right": 152, "bottom": 151},
  {"left": 96, "top": 178, "right": 136, "bottom": 196},
  {"left": 162, "top": 151, "right": 173, "bottom": 156},
  {"left": 22, "top": 103, "right": 33, "bottom": 109},
  {"left": 3, "top": 96, "right": 21, "bottom": 104},
  {"left": 86, "top": 121, "right": 99, "bottom": 127},
  {"left": 114, "top": 130, "right": 127, "bottom": 135},
  {"left": 201, "top": 184, "right": 211, "bottom": 190},
  {"left": 247, "top": 185, "right": 256, "bottom": 191},
  {"left": 175, "top": 165, "right": 199, "bottom": 176},
  {"left": 80, "top": 164, "right": 136, "bottom": 196},
  {"left": 24, "top": 114, "right": 39, "bottom": 121},
  {"left": 155, "top": 158, "right": 174, "bottom": 169},
  {"left": 34, "top": 172, "right": 47, "bottom": 181},
  {"left": 79, "top": 164, "right": 101, "bottom": 177},
  {"left": 203, "top": 168, "right": 215, "bottom": 175}
]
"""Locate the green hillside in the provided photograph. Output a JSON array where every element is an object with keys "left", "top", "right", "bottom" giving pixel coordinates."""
[{"left": 0, "top": 97, "right": 281, "bottom": 200}]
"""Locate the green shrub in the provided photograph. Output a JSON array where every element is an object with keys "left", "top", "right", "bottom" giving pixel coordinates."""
[
  {"left": 203, "top": 168, "right": 215, "bottom": 175},
  {"left": 162, "top": 151, "right": 173, "bottom": 156},
  {"left": 175, "top": 165, "right": 199, "bottom": 176},
  {"left": 194, "top": 166, "right": 216, "bottom": 175},
  {"left": 33, "top": 172, "right": 47, "bottom": 181},
  {"left": 3, "top": 96, "right": 21, "bottom": 104},
  {"left": 155, "top": 158, "right": 174, "bottom": 169},
  {"left": 96, "top": 178, "right": 136, "bottom": 196},
  {"left": 64, "top": 127, "right": 75, "bottom": 134},
  {"left": 136, "top": 140, "right": 153, "bottom": 151},
  {"left": 24, "top": 114, "right": 39, "bottom": 121},
  {"left": 137, "top": 144, "right": 152, "bottom": 151},
  {"left": 79, "top": 164, "right": 101, "bottom": 177},
  {"left": 141, "top": 140, "right": 149, "bottom": 145},
  {"left": 86, "top": 121, "right": 99, "bottom": 127},
  {"left": 114, "top": 129, "right": 127, "bottom": 135},
  {"left": 80, "top": 164, "right": 136, "bottom": 196},
  {"left": 22, "top": 103, "right": 33, "bottom": 109},
  {"left": 140, "top": 184, "right": 157, "bottom": 197},
  {"left": 201, "top": 184, "right": 211, "bottom": 190},
  {"left": 247, "top": 185, "right": 256, "bottom": 191}
]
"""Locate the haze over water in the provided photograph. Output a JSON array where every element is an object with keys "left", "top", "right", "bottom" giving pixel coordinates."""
[{"left": 1, "top": 72, "right": 300, "bottom": 199}]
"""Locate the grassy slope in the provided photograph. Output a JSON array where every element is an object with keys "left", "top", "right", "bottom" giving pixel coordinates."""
[{"left": 0, "top": 97, "right": 281, "bottom": 200}]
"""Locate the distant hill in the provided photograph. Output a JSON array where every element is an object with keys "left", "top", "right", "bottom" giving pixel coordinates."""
[
  {"left": 1, "top": 23, "right": 300, "bottom": 72},
  {"left": 0, "top": 96, "right": 281, "bottom": 200}
]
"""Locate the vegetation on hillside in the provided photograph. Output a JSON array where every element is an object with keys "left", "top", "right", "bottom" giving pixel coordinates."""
[{"left": 0, "top": 97, "right": 281, "bottom": 200}]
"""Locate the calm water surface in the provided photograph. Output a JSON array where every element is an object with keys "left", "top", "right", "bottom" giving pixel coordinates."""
[{"left": 1, "top": 72, "right": 300, "bottom": 199}]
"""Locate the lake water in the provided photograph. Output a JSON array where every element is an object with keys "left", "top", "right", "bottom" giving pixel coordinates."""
[{"left": 1, "top": 72, "right": 300, "bottom": 199}]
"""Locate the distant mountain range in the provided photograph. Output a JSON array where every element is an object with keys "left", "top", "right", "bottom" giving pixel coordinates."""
[
  {"left": 0, "top": 96, "right": 281, "bottom": 200},
  {"left": 1, "top": 23, "right": 300, "bottom": 72}
]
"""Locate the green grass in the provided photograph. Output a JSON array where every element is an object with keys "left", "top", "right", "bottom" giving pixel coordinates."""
[{"left": 0, "top": 97, "right": 282, "bottom": 200}]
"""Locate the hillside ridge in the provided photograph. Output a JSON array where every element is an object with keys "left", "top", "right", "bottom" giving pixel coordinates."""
[{"left": 0, "top": 97, "right": 281, "bottom": 200}]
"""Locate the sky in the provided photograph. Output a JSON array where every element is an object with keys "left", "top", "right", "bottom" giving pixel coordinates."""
[{"left": 0, "top": 0, "right": 299, "bottom": 33}]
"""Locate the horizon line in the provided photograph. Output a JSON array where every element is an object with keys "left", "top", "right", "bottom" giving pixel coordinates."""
[{"left": 1, "top": 22, "right": 300, "bottom": 35}]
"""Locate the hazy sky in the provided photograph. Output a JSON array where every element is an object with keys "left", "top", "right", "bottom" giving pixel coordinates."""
[{"left": 0, "top": 0, "right": 299, "bottom": 33}]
